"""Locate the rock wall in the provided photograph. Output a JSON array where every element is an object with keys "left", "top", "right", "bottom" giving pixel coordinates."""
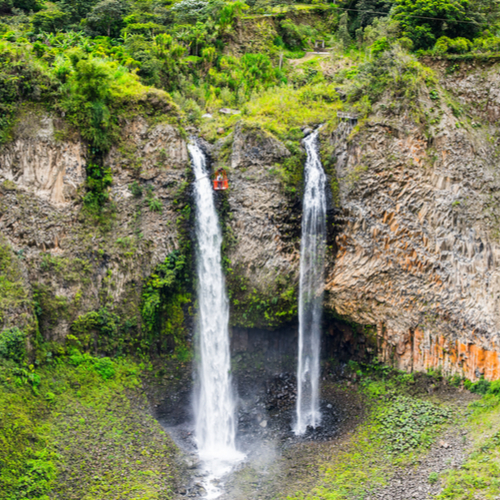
[
  {"left": 2, "top": 63, "right": 500, "bottom": 380},
  {"left": 0, "top": 110, "right": 190, "bottom": 350},
  {"left": 0, "top": 111, "right": 86, "bottom": 206},
  {"left": 322, "top": 66, "right": 500, "bottom": 380}
]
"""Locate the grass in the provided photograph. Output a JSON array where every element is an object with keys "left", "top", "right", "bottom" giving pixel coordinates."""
[
  {"left": 287, "top": 369, "right": 456, "bottom": 500},
  {"left": 241, "top": 83, "right": 342, "bottom": 140},
  {"left": 436, "top": 394, "right": 500, "bottom": 499},
  {"left": 0, "top": 354, "right": 180, "bottom": 500}
]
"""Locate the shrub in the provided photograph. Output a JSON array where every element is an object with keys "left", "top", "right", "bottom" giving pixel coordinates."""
[
  {"left": 435, "top": 36, "right": 471, "bottom": 54},
  {"left": 0, "top": 327, "right": 26, "bottom": 363},
  {"left": 148, "top": 197, "right": 163, "bottom": 212},
  {"left": 371, "top": 36, "right": 390, "bottom": 57},
  {"left": 129, "top": 181, "right": 143, "bottom": 197},
  {"left": 489, "top": 380, "right": 500, "bottom": 395},
  {"left": 465, "top": 377, "right": 491, "bottom": 395},
  {"left": 94, "top": 357, "right": 115, "bottom": 379},
  {"left": 429, "top": 471, "right": 439, "bottom": 484}
]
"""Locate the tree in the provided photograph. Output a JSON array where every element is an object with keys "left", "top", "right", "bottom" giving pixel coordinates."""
[
  {"left": 58, "top": 0, "right": 101, "bottom": 24},
  {"left": 355, "top": 0, "right": 392, "bottom": 28},
  {"left": 32, "top": 8, "right": 71, "bottom": 33},
  {"left": 338, "top": 12, "right": 352, "bottom": 47},
  {"left": 393, "top": 0, "right": 482, "bottom": 50},
  {"left": 85, "top": 0, "right": 128, "bottom": 37}
]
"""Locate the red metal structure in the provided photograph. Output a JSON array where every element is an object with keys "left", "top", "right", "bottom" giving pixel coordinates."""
[{"left": 213, "top": 169, "right": 229, "bottom": 191}]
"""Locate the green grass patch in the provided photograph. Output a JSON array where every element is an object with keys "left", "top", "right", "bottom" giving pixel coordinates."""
[
  {"left": 287, "top": 371, "right": 453, "bottom": 500},
  {"left": 0, "top": 355, "right": 180, "bottom": 500},
  {"left": 436, "top": 394, "right": 500, "bottom": 499}
]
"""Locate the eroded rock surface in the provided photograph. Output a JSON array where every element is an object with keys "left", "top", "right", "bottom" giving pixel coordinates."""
[
  {"left": 0, "top": 112, "right": 86, "bottom": 206},
  {"left": 2, "top": 64, "right": 500, "bottom": 379},
  {"left": 0, "top": 113, "right": 189, "bottom": 344},
  {"left": 324, "top": 80, "right": 500, "bottom": 380}
]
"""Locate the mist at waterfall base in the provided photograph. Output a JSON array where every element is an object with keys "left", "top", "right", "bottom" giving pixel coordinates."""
[
  {"left": 295, "top": 129, "right": 327, "bottom": 436},
  {"left": 188, "top": 141, "right": 244, "bottom": 484}
]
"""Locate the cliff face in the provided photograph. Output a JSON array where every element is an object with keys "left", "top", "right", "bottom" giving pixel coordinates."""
[
  {"left": 0, "top": 110, "right": 190, "bottom": 351},
  {"left": 2, "top": 64, "right": 500, "bottom": 380},
  {"left": 323, "top": 62, "right": 500, "bottom": 381},
  {"left": 215, "top": 62, "right": 500, "bottom": 380}
]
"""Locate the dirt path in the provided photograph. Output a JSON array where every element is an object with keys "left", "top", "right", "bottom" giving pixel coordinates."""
[{"left": 289, "top": 51, "right": 331, "bottom": 66}]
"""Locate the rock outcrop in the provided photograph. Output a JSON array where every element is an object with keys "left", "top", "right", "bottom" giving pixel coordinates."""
[
  {"left": 323, "top": 72, "right": 500, "bottom": 381},
  {"left": 0, "top": 111, "right": 86, "bottom": 206},
  {"left": 0, "top": 111, "right": 189, "bottom": 347},
  {"left": 2, "top": 63, "right": 500, "bottom": 380}
]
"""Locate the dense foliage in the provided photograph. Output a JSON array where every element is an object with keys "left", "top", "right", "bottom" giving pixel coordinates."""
[
  {"left": 0, "top": 0, "right": 498, "bottom": 141},
  {"left": 0, "top": 355, "right": 180, "bottom": 500}
]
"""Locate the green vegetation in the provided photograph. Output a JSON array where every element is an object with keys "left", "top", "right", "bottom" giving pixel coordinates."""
[
  {"left": 0, "top": 355, "right": 180, "bottom": 500},
  {"left": 437, "top": 391, "right": 500, "bottom": 499},
  {"left": 141, "top": 249, "right": 192, "bottom": 357},
  {"left": 2, "top": 0, "right": 500, "bottom": 498},
  {"left": 227, "top": 269, "right": 298, "bottom": 328},
  {"left": 287, "top": 365, "right": 455, "bottom": 500}
]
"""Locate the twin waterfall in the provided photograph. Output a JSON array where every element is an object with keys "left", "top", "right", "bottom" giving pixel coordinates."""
[
  {"left": 188, "top": 128, "right": 328, "bottom": 472},
  {"left": 188, "top": 142, "right": 240, "bottom": 470},
  {"left": 295, "top": 129, "right": 327, "bottom": 435}
]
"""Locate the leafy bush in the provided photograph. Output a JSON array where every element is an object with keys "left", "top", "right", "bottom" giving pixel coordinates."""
[
  {"left": 371, "top": 36, "right": 390, "bottom": 56},
  {"left": 377, "top": 396, "right": 451, "bottom": 452},
  {"left": 434, "top": 36, "right": 471, "bottom": 54},
  {"left": 0, "top": 41, "right": 54, "bottom": 142},
  {"left": 464, "top": 377, "right": 491, "bottom": 395},
  {"left": 489, "top": 380, "right": 500, "bottom": 395},
  {"left": 70, "top": 307, "right": 120, "bottom": 354},
  {"left": 129, "top": 181, "right": 143, "bottom": 197},
  {"left": 393, "top": 0, "right": 481, "bottom": 50},
  {"left": 84, "top": 162, "right": 113, "bottom": 211},
  {"left": 148, "top": 197, "right": 163, "bottom": 212},
  {"left": 0, "top": 327, "right": 26, "bottom": 363},
  {"left": 94, "top": 357, "right": 115, "bottom": 379}
]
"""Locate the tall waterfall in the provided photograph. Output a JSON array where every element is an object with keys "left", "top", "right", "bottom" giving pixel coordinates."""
[
  {"left": 295, "top": 129, "right": 327, "bottom": 435},
  {"left": 188, "top": 141, "right": 240, "bottom": 469}
]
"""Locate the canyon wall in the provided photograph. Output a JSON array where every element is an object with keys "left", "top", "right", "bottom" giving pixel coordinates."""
[
  {"left": 1, "top": 63, "right": 500, "bottom": 380},
  {"left": 323, "top": 61, "right": 500, "bottom": 381}
]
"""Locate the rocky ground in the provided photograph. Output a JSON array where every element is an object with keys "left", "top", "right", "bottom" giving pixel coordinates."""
[
  {"left": 368, "top": 427, "right": 471, "bottom": 500},
  {"left": 147, "top": 363, "right": 481, "bottom": 500}
]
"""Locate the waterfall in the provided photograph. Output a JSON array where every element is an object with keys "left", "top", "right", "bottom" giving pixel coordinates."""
[
  {"left": 295, "top": 128, "right": 327, "bottom": 435},
  {"left": 188, "top": 141, "right": 241, "bottom": 474}
]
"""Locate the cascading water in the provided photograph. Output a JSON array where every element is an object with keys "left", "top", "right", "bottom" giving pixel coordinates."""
[
  {"left": 188, "top": 141, "right": 242, "bottom": 484},
  {"left": 295, "top": 128, "right": 327, "bottom": 436}
]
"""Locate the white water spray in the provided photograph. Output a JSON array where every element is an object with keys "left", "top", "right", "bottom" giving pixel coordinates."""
[
  {"left": 188, "top": 141, "right": 242, "bottom": 482},
  {"left": 295, "top": 129, "right": 327, "bottom": 435}
]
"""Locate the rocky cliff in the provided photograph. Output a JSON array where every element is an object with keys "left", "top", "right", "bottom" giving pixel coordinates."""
[
  {"left": 324, "top": 60, "right": 500, "bottom": 381},
  {"left": 0, "top": 109, "right": 191, "bottom": 355},
  {"left": 2, "top": 62, "right": 500, "bottom": 380}
]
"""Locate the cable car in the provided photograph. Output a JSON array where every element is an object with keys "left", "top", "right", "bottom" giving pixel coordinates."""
[{"left": 213, "top": 168, "right": 229, "bottom": 191}]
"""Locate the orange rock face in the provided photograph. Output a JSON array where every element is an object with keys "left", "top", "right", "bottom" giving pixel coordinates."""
[
  {"left": 376, "top": 326, "right": 500, "bottom": 381},
  {"left": 322, "top": 82, "right": 500, "bottom": 381}
]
